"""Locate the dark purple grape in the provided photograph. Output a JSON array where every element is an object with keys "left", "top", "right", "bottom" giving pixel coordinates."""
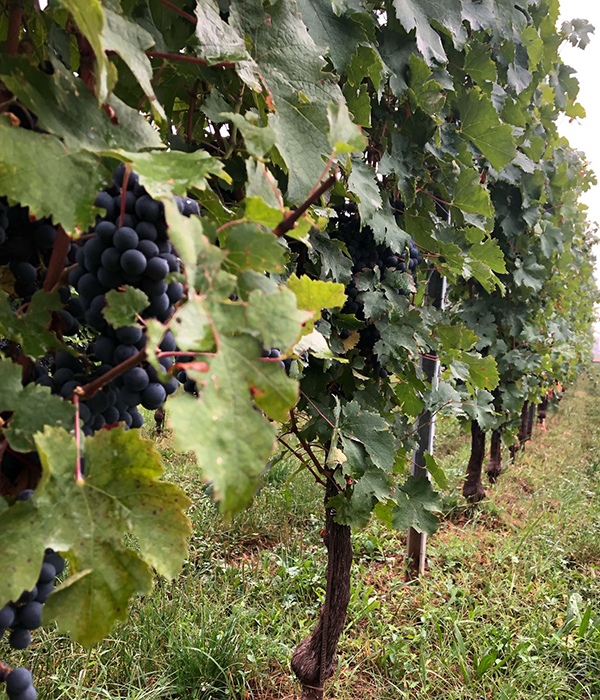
[
  {"left": 145, "top": 256, "right": 169, "bottom": 281},
  {"left": 9, "top": 627, "right": 32, "bottom": 649},
  {"left": 113, "top": 227, "right": 139, "bottom": 252},
  {"left": 141, "top": 382, "right": 167, "bottom": 410},
  {"left": 123, "top": 367, "right": 150, "bottom": 392},
  {"left": 120, "top": 249, "right": 147, "bottom": 275}
]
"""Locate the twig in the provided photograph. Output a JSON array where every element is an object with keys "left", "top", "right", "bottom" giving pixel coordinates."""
[
  {"left": 6, "top": 1, "right": 22, "bottom": 56},
  {"left": 145, "top": 51, "right": 235, "bottom": 69},
  {"left": 277, "top": 436, "right": 326, "bottom": 486},
  {"left": 272, "top": 174, "right": 336, "bottom": 237},
  {"left": 119, "top": 164, "right": 132, "bottom": 227},
  {"left": 74, "top": 394, "right": 84, "bottom": 483},
  {"left": 187, "top": 79, "right": 200, "bottom": 144},
  {"left": 300, "top": 390, "right": 336, "bottom": 429},
  {"left": 155, "top": 0, "right": 197, "bottom": 24},
  {"left": 43, "top": 225, "right": 71, "bottom": 292},
  {"left": 290, "top": 409, "right": 325, "bottom": 475},
  {"left": 74, "top": 350, "right": 146, "bottom": 401}
]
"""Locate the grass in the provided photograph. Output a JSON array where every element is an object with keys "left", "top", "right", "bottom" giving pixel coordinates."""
[{"left": 4, "top": 371, "right": 600, "bottom": 699}]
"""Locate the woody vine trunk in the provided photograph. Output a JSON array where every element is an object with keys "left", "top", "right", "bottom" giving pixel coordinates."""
[
  {"left": 291, "top": 476, "right": 353, "bottom": 700},
  {"left": 485, "top": 429, "right": 502, "bottom": 484},
  {"left": 463, "top": 422, "right": 486, "bottom": 502}
]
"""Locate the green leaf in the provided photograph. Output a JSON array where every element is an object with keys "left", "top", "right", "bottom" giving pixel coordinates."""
[
  {"left": 0, "top": 290, "right": 64, "bottom": 359},
  {"left": 408, "top": 54, "right": 445, "bottom": 115},
  {"left": 460, "top": 353, "right": 500, "bottom": 391},
  {"left": 463, "top": 44, "right": 496, "bottom": 84},
  {"left": 286, "top": 273, "right": 346, "bottom": 334},
  {"left": 297, "top": 0, "right": 369, "bottom": 74},
  {"left": 392, "top": 0, "right": 465, "bottom": 66},
  {"left": 0, "top": 118, "right": 109, "bottom": 234},
  {"left": 247, "top": 287, "right": 311, "bottom": 350},
  {"left": 327, "top": 101, "right": 367, "bottom": 154},
  {"left": 220, "top": 113, "right": 276, "bottom": 158},
  {"left": 168, "top": 335, "right": 298, "bottom": 515},
  {"left": 102, "top": 287, "right": 149, "bottom": 327},
  {"left": 195, "top": 0, "right": 252, "bottom": 64},
  {"left": 395, "top": 381, "right": 425, "bottom": 418},
  {"left": 102, "top": 8, "right": 165, "bottom": 121},
  {"left": 348, "top": 158, "right": 382, "bottom": 222},
  {"left": 424, "top": 454, "right": 448, "bottom": 490},
  {"left": 57, "top": 0, "right": 110, "bottom": 102},
  {"left": 347, "top": 45, "right": 385, "bottom": 92},
  {"left": 107, "top": 150, "right": 229, "bottom": 199},
  {"left": 163, "top": 201, "right": 225, "bottom": 295},
  {"left": 0, "top": 57, "right": 162, "bottom": 152},
  {"left": 4, "top": 384, "right": 76, "bottom": 452},
  {"left": 391, "top": 476, "right": 441, "bottom": 534},
  {"left": 458, "top": 90, "right": 517, "bottom": 170},
  {"left": 222, "top": 224, "right": 287, "bottom": 273},
  {"left": 0, "top": 426, "right": 191, "bottom": 646},
  {"left": 451, "top": 169, "right": 493, "bottom": 218},
  {"left": 341, "top": 401, "right": 396, "bottom": 471}
]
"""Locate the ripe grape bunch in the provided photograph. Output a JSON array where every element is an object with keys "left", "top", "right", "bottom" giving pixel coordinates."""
[
  {"left": 0, "top": 491, "right": 64, "bottom": 700},
  {"left": 49, "top": 164, "right": 196, "bottom": 432},
  {"left": 0, "top": 199, "right": 77, "bottom": 301},
  {"left": 329, "top": 203, "right": 424, "bottom": 378}
]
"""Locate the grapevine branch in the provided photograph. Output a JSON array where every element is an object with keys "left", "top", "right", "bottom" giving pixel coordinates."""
[
  {"left": 145, "top": 52, "right": 235, "bottom": 69},
  {"left": 74, "top": 350, "right": 146, "bottom": 401},
  {"left": 277, "top": 436, "right": 326, "bottom": 486},
  {"left": 290, "top": 409, "right": 327, "bottom": 478},
  {"left": 43, "top": 225, "right": 71, "bottom": 292},
  {"left": 155, "top": 0, "right": 197, "bottom": 24},
  {"left": 272, "top": 174, "right": 336, "bottom": 238},
  {"left": 187, "top": 79, "right": 200, "bottom": 144},
  {"left": 6, "top": 1, "right": 22, "bottom": 56}
]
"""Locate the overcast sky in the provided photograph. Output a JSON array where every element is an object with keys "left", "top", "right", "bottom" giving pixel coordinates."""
[{"left": 557, "top": 1, "right": 600, "bottom": 279}]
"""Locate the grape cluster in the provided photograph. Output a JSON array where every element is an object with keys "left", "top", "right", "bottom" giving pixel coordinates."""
[
  {"left": 55, "top": 165, "right": 195, "bottom": 431},
  {"left": 0, "top": 544, "right": 64, "bottom": 651},
  {"left": 0, "top": 200, "right": 76, "bottom": 301},
  {"left": 0, "top": 667, "right": 36, "bottom": 700},
  {"left": 329, "top": 203, "right": 425, "bottom": 378}
]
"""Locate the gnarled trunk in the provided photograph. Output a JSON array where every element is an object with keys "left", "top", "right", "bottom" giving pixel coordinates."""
[
  {"left": 538, "top": 394, "right": 549, "bottom": 431},
  {"left": 517, "top": 401, "right": 529, "bottom": 447},
  {"left": 485, "top": 429, "right": 502, "bottom": 484},
  {"left": 291, "top": 478, "right": 353, "bottom": 700},
  {"left": 526, "top": 402, "right": 535, "bottom": 441},
  {"left": 463, "top": 422, "right": 486, "bottom": 503}
]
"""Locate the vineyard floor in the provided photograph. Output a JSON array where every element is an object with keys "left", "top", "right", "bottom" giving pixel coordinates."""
[{"left": 5, "top": 372, "right": 600, "bottom": 700}]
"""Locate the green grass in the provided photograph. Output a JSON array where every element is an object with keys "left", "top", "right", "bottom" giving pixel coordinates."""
[{"left": 4, "top": 373, "right": 600, "bottom": 699}]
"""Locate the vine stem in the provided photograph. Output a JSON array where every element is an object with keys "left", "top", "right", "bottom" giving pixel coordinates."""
[
  {"left": 6, "top": 2, "right": 22, "bottom": 56},
  {"left": 300, "top": 390, "right": 336, "bottom": 429},
  {"left": 145, "top": 51, "right": 235, "bottom": 69},
  {"left": 74, "top": 350, "right": 146, "bottom": 401},
  {"left": 187, "top": 79, "right": 200, "bottom": 144},
  {"left": 119, "top": 164, "right": 132, "bottom": 228},
  {"left": 277, "top": 436, "right": 326, "bottom": 486},
  {"left": 43, "top": 225, "right": 71, "bottom": 292},
  {"left": 289, "top": 409, "right": 329, "bottom": 480},
  {"left": 74, "top": 394, "right": 84, "bottom": 483},
  {"left": 155, "top": 0, "right": 197, "bottom": 24},
  {"left": 272, "top": 174, "right": 336, "bottom": 238}
]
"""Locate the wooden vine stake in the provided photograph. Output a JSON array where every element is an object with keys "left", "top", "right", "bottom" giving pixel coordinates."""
[{"left": 405, "top": 270, "right": 446, "bottom": 580}]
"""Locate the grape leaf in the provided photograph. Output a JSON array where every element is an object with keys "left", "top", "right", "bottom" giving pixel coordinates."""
[
  {"left": 458, "top": 91, "right": 517, "bottom": 170},
  {"left": 102, "top": 9, "right": 166, "bottom": 121},
  {"left": 392, "top": 0, "right": 466, "bottom": 65},
  {"left": 286, "top": 273, "right": 346, "bottom": 334},
  {"left": 107, "top": 150, "right": 230, "bottom": 198},
  {"left": 327, "top": 100, "right": 367, "bottom": 154},
  {"left": 0, "top": 118, "right": 110, "bottom": 234},
  {"left": 57, "top": 0, "right": 110, "bottom": 102},
  {"left": 168, "top": 334, "right": 298, "bottom": 515},
  {"left": 341, "top": 401, "right": 396, "bottom": 471},
  {"left": 222, "top": 224, "right": 287, "bottom": 273},
  {"left": 220, "top": 113, "right": 277, "bottom": 158},
  {"left": 0, "top": 56, "right": 162, "bottom": 152},
  {"left": 195, "top": 0, "right": 253, "bottom": 64},
  {"left": 247, "top": 287, "right": 312, "bottom": 350},
  {"left": 0, "top": 426, "right": 191, "bottom": 646},
  {"left": 391, "top": 476, "right": 441, "bottom": 534},
  {"left": 0, "top": 290, "right": 64, "bottom": 358},
  {"left": 102, "top": 286, "right": 149, "bottom": 327}
]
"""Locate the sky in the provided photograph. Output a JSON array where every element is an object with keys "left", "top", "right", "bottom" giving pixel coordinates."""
[{"left": 557, "top": 1, "right": 600, "bottom": 272}]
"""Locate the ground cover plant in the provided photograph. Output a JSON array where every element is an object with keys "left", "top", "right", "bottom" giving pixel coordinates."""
[{"left": 0, "top": 1, "right": 597, "bottom": 699}]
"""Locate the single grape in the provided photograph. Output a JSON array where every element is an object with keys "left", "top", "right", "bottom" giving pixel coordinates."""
[
  {"left": 116, "top": 325, "right": 143, "bottom": 344},
  {"left": 120, "top": 249, "right": 147, "bottom": 275},
  {"left": 145, "top": 256, "right": 169, "bottom": 281},
  {"left": 123, "top": 367, "right": 150, "bottom": 392},
  {"left": 0, "top": 604, "right": 15, "bottom": 628},
  {"left": 113, "top": 227, "right": 139, "bottom": 252},
  {"left": 38, "top": 562, "right": 56, "bottom": 584},
  {"left": 141, "top": 383, "right": 167, "bottom": 410},
  {"left": 9, "top": 627, "right": 32, "bottom": 650},
  {"left": 6, "top": 667, "right": 33, "bottom": 695}
]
